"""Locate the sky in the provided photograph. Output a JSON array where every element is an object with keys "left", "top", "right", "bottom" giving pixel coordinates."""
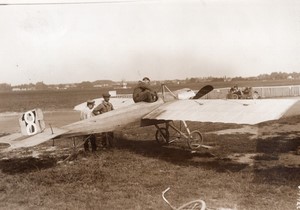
[{"left": 0, "top": 0, "right": 300, "bottom": 85}]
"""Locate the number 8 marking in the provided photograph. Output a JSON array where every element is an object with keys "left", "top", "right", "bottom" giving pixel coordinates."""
[{"left": 24, "top": 111, "right": 37, "bottom": 135}]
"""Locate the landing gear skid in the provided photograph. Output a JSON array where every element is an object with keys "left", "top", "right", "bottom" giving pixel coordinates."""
[{"left": 155, "top": 121, "right": 204, "bottom": 150}]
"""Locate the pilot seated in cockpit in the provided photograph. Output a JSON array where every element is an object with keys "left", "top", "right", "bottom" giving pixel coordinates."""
[{"left": 132, "top": 77, "right": 158, "bottom": 103}]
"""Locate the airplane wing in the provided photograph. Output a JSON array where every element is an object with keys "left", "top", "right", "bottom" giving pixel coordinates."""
[{"left": 142, "top": 99, "right": 300, "bottom": 125}]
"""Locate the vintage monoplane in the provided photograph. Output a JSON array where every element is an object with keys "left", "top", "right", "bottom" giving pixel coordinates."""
[{"left": 0, "top": 84, "right": 299, "bottom": 152}]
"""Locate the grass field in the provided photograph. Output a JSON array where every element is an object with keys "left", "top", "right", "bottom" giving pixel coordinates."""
[{"left": 0, "top": 82, "right": 300, "bottom": 210}]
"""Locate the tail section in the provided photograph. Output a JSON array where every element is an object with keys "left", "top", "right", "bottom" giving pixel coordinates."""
[
  {"left": 1, "top": 108, "right": 67, "bottom": 151},
  {"left": 19, "top": 108, "right": 45, "bottom": 136}
]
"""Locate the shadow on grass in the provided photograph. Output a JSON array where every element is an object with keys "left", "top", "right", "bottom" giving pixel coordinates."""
[
  {"left": 253, "top": 166, "right": 300, "bottom": 186},
  {"left": 0, "top": 157, "right": 58, "bottom": 175},
  {"left": 115, "top": 137, "right": 248, "bottom": 173},
  {"left": 116, "top": 133, "right": 300, "bottom": 182},
  {"left": 256, "top": 136, "right": 300, "bottom": 153},
  {"left": 253, "top": 136, "right": 300, "bottom": 186}
]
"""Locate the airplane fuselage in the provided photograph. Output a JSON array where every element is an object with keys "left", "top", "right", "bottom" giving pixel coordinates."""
[{"left": 62, "top": 98, "right": 165, "bottom": 136}]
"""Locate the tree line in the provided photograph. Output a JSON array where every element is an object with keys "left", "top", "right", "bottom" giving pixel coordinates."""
[{"left": 1, "top": 72, "right": 299, "bottom": 92}]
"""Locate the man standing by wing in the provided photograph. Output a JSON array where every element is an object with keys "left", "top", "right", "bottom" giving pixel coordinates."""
[
  {"left": 93, "top": 92, "right": 114, "bottom": 148},
  {"left": 80, "top": 100, "right": 97, "bottom": 152},
  {"left": 133, "top": 77, "right": 158, "bottom": 103}
]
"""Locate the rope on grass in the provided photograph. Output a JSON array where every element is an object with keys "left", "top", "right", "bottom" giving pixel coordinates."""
[{"left": 162, "top": 187, "right": 206, "bottom": 210}]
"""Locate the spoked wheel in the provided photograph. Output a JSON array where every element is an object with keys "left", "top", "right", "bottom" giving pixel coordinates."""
[
  {"left": 232, "top": 94, "right": 239, "bottom": 99},
  {"left": 155, "top": 128, "right": 170, "bottom": 144},
  {"left": 187, "top": 130, "right": 203, "bottom": 150}
]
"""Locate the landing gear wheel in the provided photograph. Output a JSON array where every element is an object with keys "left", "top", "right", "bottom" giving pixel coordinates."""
[
  {"left": 187, "top": 131, "right": 203, "bottom": 150},
  {"left": 155, "top": 128, "right": 170, "bottom": 144},
  {"left": 232, "top": 94, "right": 239, "bottom": 99}
]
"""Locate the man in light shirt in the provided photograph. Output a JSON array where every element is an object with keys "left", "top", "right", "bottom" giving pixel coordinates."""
[{"left": 80, "top": 99, "right": 97, "bottom": 152}]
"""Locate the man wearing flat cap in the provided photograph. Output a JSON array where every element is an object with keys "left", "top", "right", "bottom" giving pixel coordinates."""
[
  {"left": 93, "top": 93, "right": 114, "bottom": 115},
  {"left": 133, "top": 77, "right": 158, "bottom": 103},
  {"left": 93, "top": 92, "right": 114, "bottom": 148}
]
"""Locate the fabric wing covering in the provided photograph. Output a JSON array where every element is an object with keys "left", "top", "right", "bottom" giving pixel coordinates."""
[{"left": 142, "top": 99, "right": 300, "bottom": 125}]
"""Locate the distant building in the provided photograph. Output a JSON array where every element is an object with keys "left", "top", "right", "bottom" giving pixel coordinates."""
[
  {"left": 65, "top": 84, "right": 77, "bottom": 89},
  {"left": 94, "top": 84, "right": 109, "bottom": 88},
  {"left": 12, "top": 88, "right": 27, "bottom": 91},
  {"left": 121, "top": 81, "right": 128, "bottom": 89}
]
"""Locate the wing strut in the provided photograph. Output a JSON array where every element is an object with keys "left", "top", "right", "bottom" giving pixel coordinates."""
[
  {"left": 63, "top": 135, "right": 92, "bottom": 162},
  {"left": 161, "top": 84, "right": 178, "bottom": 101}
]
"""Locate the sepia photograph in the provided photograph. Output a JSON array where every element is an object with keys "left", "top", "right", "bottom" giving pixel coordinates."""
[{"left": 0, "top": 0, "right": 300, "bottom": 209}]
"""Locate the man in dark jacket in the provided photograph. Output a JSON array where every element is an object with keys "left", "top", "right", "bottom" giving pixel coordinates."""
[
  {"left": 133, "top": 77, "right": 158, "bottom": 103},
  {"left": 93, "top": 93, "right": 114, "bottom": 115},
  {"left": 92, "top": 92, "right": 114, "bottom": 148}
]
